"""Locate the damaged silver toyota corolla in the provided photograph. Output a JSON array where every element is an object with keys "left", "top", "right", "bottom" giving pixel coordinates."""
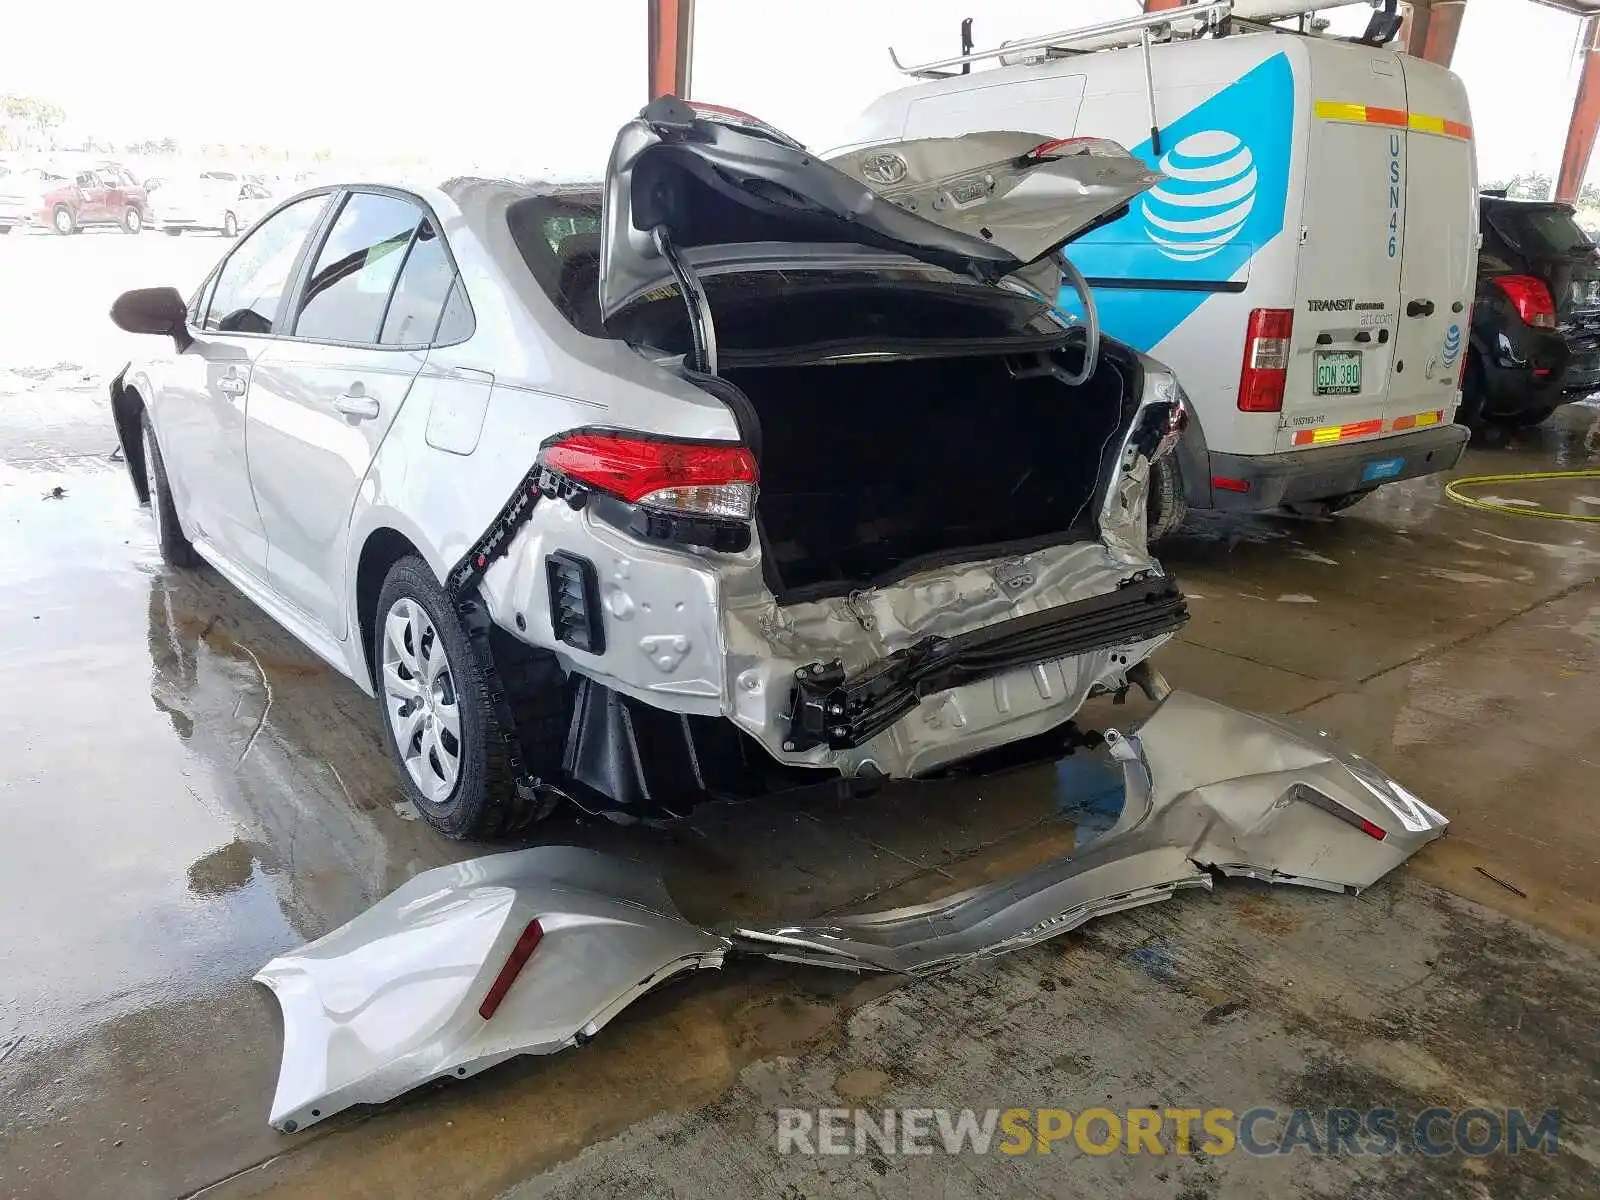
[{"left": 108, "top": 97, "right": 1190, "bottom": 836}]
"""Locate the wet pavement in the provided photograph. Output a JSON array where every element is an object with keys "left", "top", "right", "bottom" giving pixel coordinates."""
[{"left": 2, "top": 234, "right": 1599, "bottom": 1198}]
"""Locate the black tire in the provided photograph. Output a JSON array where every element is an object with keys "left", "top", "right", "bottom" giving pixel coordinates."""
[
  {"left": 1499, "top": 405, "right": 1558, "bottom": 428},
  {"left": 122, "top": 207, "right": 142, "bottom": 234},
  {"left": 140, "top": 410, "right": 198, "bottom": 567},
  {"left": 1146, "top": 454, "right": 1188, "bottom": 543},
  {"left": 373, "top": 556, "right": 564, "bottom": 840},
  {"left": 51, "top": 205, "right": 75, "bottom": 235},
  {"left": 222, "top": 211, "right": 238, "bottom": 238},
  {"left": 1457, "top": 355, "right": 1489, "bottom": 433}
]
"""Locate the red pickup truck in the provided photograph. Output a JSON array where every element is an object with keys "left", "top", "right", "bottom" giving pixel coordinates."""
[{"left": 36, "top": 166, "right": 151, "bottom": 234}]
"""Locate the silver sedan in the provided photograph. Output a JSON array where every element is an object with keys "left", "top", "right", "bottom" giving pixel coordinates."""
[{"left": 108, "top": 99, "right": 1189, "bottom": 839}]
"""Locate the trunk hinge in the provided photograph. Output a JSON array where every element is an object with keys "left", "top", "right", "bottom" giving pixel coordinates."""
[{"left": 651, "top": 224, "right": 719, "bottom": 376}]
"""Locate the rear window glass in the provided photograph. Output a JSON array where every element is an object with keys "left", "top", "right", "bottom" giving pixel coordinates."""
[
  {"left": 1492, "top": 205, "right": 1592, "bottom": 256},
  {"left": 506, "top": 193, "right": 604, "bottom": 333}
]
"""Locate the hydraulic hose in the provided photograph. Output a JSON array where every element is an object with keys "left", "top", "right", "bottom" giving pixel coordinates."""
[{"left": 1443, "top": 470, "right": 1600, "bottom": 523}]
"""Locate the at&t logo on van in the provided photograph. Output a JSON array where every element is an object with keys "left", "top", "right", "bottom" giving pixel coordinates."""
[
  {"left": 1059, "top": 51, "right": 1293, "bottom": 353},
  {"left": 1143, "top": 131, "right": 1257, "bottom": 262},
  {"left": 1442, "top": 323, "right": 1461, "bottom": 365}
]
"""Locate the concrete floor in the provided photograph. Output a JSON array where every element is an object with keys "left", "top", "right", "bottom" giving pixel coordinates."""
[{"left": 1, "top": 234, "right": 1598, "bottom": 1199}]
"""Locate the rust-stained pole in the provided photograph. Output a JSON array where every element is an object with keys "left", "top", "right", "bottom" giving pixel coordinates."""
[
  {"left": 1557, "top": 17, "right": 1600, "bottom": 203},
  {"left": 647, "top": 0, "right": 695, "bottom": 101}
]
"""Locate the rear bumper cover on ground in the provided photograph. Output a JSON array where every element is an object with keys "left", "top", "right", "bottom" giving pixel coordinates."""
[
  {"left": 256, "top": 689, "right": 1447, "bottom": 1133},
  {"left": 1208, "top": 423, "right": 1470, "bottom": 511}
]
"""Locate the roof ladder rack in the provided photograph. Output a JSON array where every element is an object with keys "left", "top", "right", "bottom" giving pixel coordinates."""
[{"left": 887, "top": 1, "right": 1236, "bottom": 78}]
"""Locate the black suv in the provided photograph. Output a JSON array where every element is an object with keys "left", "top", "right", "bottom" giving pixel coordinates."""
[{"left": 1463, "top": 194, "right": 1600, "bottom": 431}]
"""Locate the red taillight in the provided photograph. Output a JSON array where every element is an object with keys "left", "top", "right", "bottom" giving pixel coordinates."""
[
  {"left": 1492, "top": 275, "right": 1557, "bottom": 329},
  {"left": 539, "top": 432, "right": 758, "bottom": 520},
  {"left": 1357, "top": 817, "right": 1388, "bottom": 842},
  {"left": 1238, "top": 308, "right": 1293, "bottom": 413},
  {"left": 478, "top": 919, "right": 544, "bottom": 1020}
]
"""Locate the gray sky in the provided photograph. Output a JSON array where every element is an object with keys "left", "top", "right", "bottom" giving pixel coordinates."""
[{"left": 1, "top": 0, "right": 1588, "bottom": 183}]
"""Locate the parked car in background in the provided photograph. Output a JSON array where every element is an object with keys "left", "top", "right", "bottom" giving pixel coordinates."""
[
  {"left": 1479, "top": 192, "right": 1600, "bottom": 406},
  {"left": 1460, "top": 241, "right": 1571, "bottom": 433},
  {"left": 147, "top": 174, "right": 273, "bottom": 237},
  {"left": 0, "top": 166, "right": 48, "bottom": 233},
  {"left": 108, "top": 103, "right": 1189, "bottom": 841},
  {"left": 37, "top": 166, "right": 149, "bottom": 234}
]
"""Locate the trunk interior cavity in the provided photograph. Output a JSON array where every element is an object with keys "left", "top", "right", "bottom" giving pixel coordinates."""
[{"left": 722, "top": 351, "right": 1131, "bottom": 601}]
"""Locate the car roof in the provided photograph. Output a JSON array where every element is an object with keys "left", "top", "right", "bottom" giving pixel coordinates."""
[{"left": 1480, "top": 193, "right": 1576, "bottom": 214}]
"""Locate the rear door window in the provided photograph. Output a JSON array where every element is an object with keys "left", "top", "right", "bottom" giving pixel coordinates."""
[
  {"left": 203, "top": 194, "right": 330, "bottom": 334},
  {"left": 293, "top": 191, "right": 422, "bottom": 344},
  {"left": 379, "top": 220, "right": 464, "bottom": 346},
  {"left": 1492, "top": 206, "right": 1592, "bottom": 257}
]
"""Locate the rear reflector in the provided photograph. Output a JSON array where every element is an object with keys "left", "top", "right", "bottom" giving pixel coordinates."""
[
  {"left": 539, "top": 432, "right": 758, "bottom": 519},
  {"left": 1212, "top": 475, "right": 1252, "bottom": 493},
  {"left": 479, "top": 919, "right": 544, "bottom": 1019},
  {"left": 1239, "top": 308, "right": 1293, "bottom": 412},
  {"left": 1491, "top": 275, "right": 1557, "bottom": 329},
  {"left": 1291, "top": 784, "right": 1389, "bottom": 842}
]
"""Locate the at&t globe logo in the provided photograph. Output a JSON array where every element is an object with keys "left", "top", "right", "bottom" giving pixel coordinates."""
[
  {"left": 1442, "top": 323, "right": 1462, "bottom": 366},
  {"left": 1142, "top": 130, "right": 1257, "bottom": 262}
]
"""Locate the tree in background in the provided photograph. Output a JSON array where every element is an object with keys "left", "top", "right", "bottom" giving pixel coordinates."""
[{"left": 0, "top": 94, "right": 66, "bottom": 150}]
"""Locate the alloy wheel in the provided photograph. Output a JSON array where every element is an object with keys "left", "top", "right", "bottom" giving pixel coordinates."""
[{"left": 381, "top": 597, "right": 462, "bottom": 803}]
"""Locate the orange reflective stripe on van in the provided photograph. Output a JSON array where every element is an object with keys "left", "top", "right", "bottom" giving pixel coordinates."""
[
  {"left": 1313, "top": 100, "right": 1472, "bottom": 141},
  {"left": 1291, "top": 409, "right": 1447, "bottom": 446}
]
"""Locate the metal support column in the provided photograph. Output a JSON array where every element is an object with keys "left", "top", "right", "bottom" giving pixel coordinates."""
[
  {"left": 1557, "top": 17, "right": 1600, "bottom": 203},
  {"left": 647, "top": 0, "right": 695, "bottom": 101}
]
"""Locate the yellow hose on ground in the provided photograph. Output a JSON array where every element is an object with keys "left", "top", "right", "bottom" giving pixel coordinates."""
[{"left": 1443, "top": 470, "right": 1600, "bottom": 522}]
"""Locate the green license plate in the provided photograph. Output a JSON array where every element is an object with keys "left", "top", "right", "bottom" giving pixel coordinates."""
[{"left": 1314, "top": 351, "right": 1362, "bottom": 396}]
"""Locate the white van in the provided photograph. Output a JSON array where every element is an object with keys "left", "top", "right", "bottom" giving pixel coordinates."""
[{"left": 836, "top": 12, "right": 1476, "bottom": 521}]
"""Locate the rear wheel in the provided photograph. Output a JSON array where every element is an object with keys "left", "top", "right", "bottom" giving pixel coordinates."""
[
  {"left": 1146, "top": 454, "right": 1188, "bottom": 542},
  {"left": 140, "top": 410, "right": 198, "bottom": 567},
  {"left": 222, "top": 211, "right": 238, "bottom": 238},
  {"left": 374, "top": 557, "right": 564, "bottom": 839},
  {"left": 51, "top": 205, "right": 75, "bottom": 235},
  {"left": 1499, "top": 405, "right": 1558, "bottom": 428},
  {"left": 1458, "top": 354, "right": 1491, "bottom": 439},
  {"left": 122, "top": 207, "right": 142, "bottom": 234}
]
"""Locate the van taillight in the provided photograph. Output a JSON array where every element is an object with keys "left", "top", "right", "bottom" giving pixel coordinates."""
[
  {"left": 1492, "top": 275, "right": 1556, "bottom": 329},
  {"left": 1238, "top": 308, "right": 1293, "bottom": 413}
]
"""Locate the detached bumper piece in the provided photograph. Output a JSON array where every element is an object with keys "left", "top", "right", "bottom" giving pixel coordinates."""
[
  {"left": 785, "top": 574, "right": 1189, "bottom": 751},
  {"left": 256, "top": 691, "right": 1445, "bottom": 1132}
]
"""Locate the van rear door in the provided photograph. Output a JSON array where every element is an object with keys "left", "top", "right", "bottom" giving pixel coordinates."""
[
  {"left": 1281, "top": 46, "right": 1409, "bottom": 452},
  {"left": 1389, "top": 56, "right": 1477, "bottom": 431}
]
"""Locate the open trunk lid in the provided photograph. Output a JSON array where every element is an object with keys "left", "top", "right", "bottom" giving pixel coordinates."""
[{"left": 599, "top": 97, "right": 1162, "bottom": 323}]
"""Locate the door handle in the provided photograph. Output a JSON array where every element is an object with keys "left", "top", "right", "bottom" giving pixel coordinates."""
[
  {"left": 334, "top": 392, "right": 380, "bottom": 420},
  {"left": 218, "top": 375, "right": 245, "bottom": 397},
  {"left": 1406, "top": 299, "right": 1436, "bottom": 318}
]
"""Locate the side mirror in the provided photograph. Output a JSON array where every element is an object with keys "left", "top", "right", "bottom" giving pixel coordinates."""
[{"left": 111, "top": 286, "right": 192, "bottom": 351}]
